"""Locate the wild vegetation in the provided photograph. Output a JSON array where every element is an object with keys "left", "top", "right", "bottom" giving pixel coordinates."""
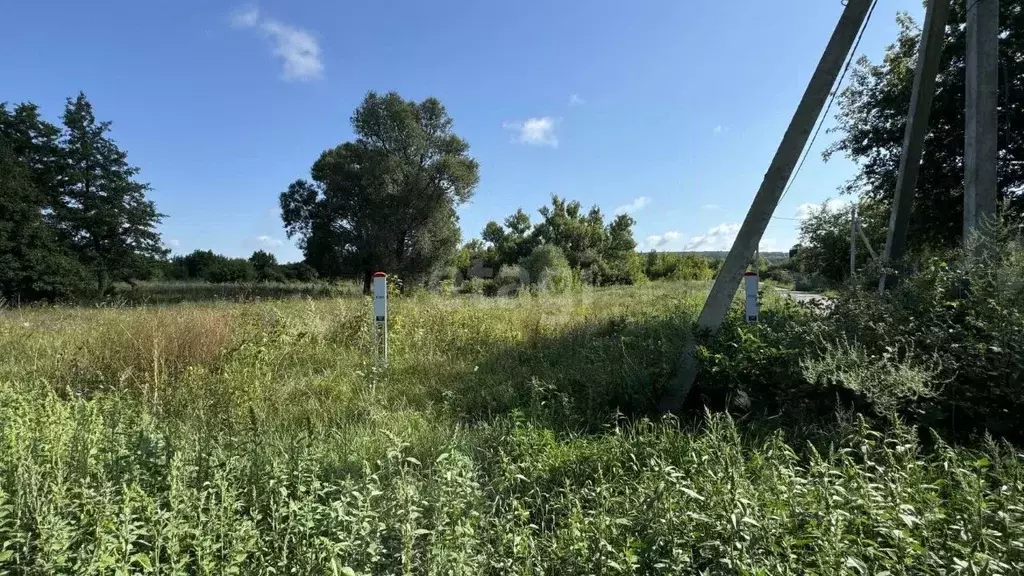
[
  {"left": 2, "top": 238, "right": 1024, "bottom": 573},
  {"left": 3, "top": 2, "right": 1024, "bottom": 572}
]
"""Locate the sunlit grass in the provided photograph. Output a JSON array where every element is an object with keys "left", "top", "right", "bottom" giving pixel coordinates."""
[{"left": 0, "top": 281, "right": 1021, "bottom": 573}]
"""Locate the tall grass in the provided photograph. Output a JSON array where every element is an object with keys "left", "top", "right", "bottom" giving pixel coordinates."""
[
  {"left": 106, "top": 280, "right": 363, "bottom": 306},
  {"left": 0, "top": 281, "right": 1022, "bottom": 573}
]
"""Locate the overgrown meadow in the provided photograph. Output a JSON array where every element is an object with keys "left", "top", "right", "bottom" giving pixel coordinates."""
[{"left": 1, "top": 281, "right": 1022, "bottom": 574}]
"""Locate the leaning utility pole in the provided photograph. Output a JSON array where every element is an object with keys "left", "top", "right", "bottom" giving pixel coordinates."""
[
  {"left": 660, "top": 0, "right": 874, "bottom": 412},
  {"left": 964, "top": 0, "right": 999, "bottom": 241},
  {"left": 878, "top": 0, "right": 952, "bottom": 291}
]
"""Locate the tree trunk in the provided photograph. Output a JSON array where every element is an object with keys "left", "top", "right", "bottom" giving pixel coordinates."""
[
  {"left": 362, "top": 269, "right": 372, "bottom": 295},
  {"left": 97, "top": 269, "right": 110, "bottom": 296}
]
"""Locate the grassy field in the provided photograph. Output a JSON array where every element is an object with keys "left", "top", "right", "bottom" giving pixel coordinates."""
[
  {"left": 0, "top": 282, "right": 1022, "bottom": 574},
  {"left": 104, "top": 281, "right": 364, "bottom": 306}
]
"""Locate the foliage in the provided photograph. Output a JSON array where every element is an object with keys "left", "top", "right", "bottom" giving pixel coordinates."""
[
  {"left": 58, "top": 94, "right": 167, "bottom": 294},
  {"left": 698, "top": 231, "right": 1024, "bottom": 443},
  {"left": 0, "top": 95, "right": 163, "bottom": 302},
  {"left": 520, "top": 244, "right": 572, "bottom": 293},
  {"left": 279, "top": 261, "right": 319, "bottom": 283},
  {"left": 486, "top": 264, "right": 528, "bottom": 296},
  {"left": 249, "top": 250, "right": 284, "bottom": 282},
  {"left": 801, "top": 338, "right": 939, "bottom": 414},
  {"left": 280, "top": 92, "right": 479, "bottom": 292},
  {"left": 821, "top": 229, "right": 1024, "bottom": 441},
  {"left": 0, "top": 136, "right": 86, "bottom": 302},
  {"left": 1, "top": 284, "right": 1023, "bottom": 573},
  {"left": 793, "top": 202, "right": 853, "bottom": 284},
  {"left": 107, "top": 280, "right": 359, "bottom": 305},
  {"left": 204, "top": 257, "right": 256, "bottom": 283},
  {"left": 644, "top": 251, "right": 715, "bottom": 281},
  {"left": 825, "top": 2, "right": 1024, "bottom": 250},
  {"left": 790, "top": 199, "right": 888, "bottom": 287},
  {"left": 474, "top": 196, "right": 643, "bottom": 289},
  {"left": 481, "top": 209, "right": 537, "bottom": 271},
  {"left": 160, "top": 249, "right": 315, "bottom": 286}
]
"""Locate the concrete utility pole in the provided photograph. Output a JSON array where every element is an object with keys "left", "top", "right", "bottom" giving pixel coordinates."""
[
  {"left": 878, "top": 0, "right": 952, "bottom": 291},
  {"left": 858, "top": 218, "right": 879, "bottom": 262},
  {"left": 964, "top": 0, "right": 999, "bottom": 241},
  {"left": 660, "top": 0, "right": 874, "bottom": 412},
  {"left": 850, "top": 205, "right": 858, "bottom": 281}
]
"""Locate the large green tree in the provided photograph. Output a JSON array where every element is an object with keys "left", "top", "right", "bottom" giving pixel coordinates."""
[
  {"left": 825, "top": 1, "right": 1024, "bottom": 251},
  {"left": 280, "top": 92, "right": 479, "bottom": 293},
  {"left": 0, "top": 103, "right": 85, "bottom": 301},
  {"left": 58, "top": 93, "right": 166, "bottom": 294}
]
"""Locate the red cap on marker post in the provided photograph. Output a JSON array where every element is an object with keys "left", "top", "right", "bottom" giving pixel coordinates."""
[{"left": 373, "top": 271, "right": 386, "bottom": 277}]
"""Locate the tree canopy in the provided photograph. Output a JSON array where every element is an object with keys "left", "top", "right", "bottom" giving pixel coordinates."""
[
  {"left": 464, "top": 195, "right": 645, "bottom": 288},
  {"left": 280, "top": 92, "right": 480, "bottom": 292},
  {"left": 0, "top": 94, "right": 165, "bottom": 301},
  {"left": 825, "top": 1, "right": 1024, "bottom": 251}
]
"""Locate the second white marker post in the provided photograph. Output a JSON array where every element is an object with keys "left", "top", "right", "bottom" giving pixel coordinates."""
[{"left": 744, "top": 271, "right": 759, "bottom": 323}]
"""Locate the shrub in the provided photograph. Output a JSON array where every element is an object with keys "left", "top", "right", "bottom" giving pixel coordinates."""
[
  {"left": 488, "top": 264, "right": 528, "bottom": 296},
  {"left": 760, "top": 266, "right": 794, "bottom": 286},
  {"left": 801, "top": 338, "right": 939, "bottom": 415},
  {"left": 695, "top": 303, "right": 814, "bottom": 414},
  {"left": 793, "top": 273, "right": 831, "bottom": 292},
  {"left": 596, "top": 250, "right": 646, "bottom": 286},
  {"left": 459, "top": 277, "right": 487, "bottom": 295},
  {"left": 817, "top": 233, "right": 1024, "bottom": 440},
  {"left": 280, "top": 262, "right": 319, "bottom": 283},
  {"left": 206, "top": 258, "right": 256, "bottom": 283},
  {"left": 644, "top": 252, "right": 714, "bottom": 282},
  {"left": 522, "top": 246, "right": 572, "bottom": 293},
  {"left": 698, "top": 228, "right": 1024, "bottom": 442}
]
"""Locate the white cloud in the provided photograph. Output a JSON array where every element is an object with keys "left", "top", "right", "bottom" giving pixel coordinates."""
[
  {"left": 503, "top": 117, "right": 558, "bottom": 147},
  {"left": 683, "top": 222, "right": 742, "bottom": 251},
  {"left": 641, "top": 230, "right": 681, "bottom": 250},
  {"left": 643, "top": 225, "right": 778, "bottom": 250},
  {"left": 644, "top": 226, "right": 780, "bottom": 252},
  {"left": 230, "top": 5, "right": 260, "bottom": 28},
  {"left": 795, "top": 197, "right": 853, "bottom": 220},
  {"left": 569, "top": 93, "right": 586, "bottom": 106},
  {"left": 230, "top": 5, "right": 323, "bottom": 82},
  {"left": 614, "top": 196, "right": 652, "bottom": 215},
  {"left": 713, "top": 124, "right": 723, "bottom": 134},
  {"left": 165, "top": 238, "right": 181, "bottom": 248},
  {"left": 257, "top": 235, "right": 283, "bottom": 247}
]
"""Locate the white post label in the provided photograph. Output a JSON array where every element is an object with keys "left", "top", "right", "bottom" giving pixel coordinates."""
[
  {"left": 372, "top": 272, "right": 388, "bottom": 362},
  {"left": 744, "top": 272, "right": 759, "bottom": 323}
]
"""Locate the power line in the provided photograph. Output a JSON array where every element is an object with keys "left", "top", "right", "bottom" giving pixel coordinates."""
[{"left": 778, "top": 0, "right": 880, "bottom": 204}]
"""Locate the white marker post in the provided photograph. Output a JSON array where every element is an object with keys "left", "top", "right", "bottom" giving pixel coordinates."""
[
  {"left": 372, "top": 272, "right": 388, "bottom": 364},
  {"left": 744, "top": 271, "right": 759, "bottom": 323}
]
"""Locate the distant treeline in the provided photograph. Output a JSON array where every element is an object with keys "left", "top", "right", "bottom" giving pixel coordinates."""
[{"left": 154, "top": 250, "right": 318, "bottom": 284}]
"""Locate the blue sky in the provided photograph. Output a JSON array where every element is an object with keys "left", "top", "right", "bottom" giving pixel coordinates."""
[{"left": 2, "top": 0, "right": 923, "bottom": 261}]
